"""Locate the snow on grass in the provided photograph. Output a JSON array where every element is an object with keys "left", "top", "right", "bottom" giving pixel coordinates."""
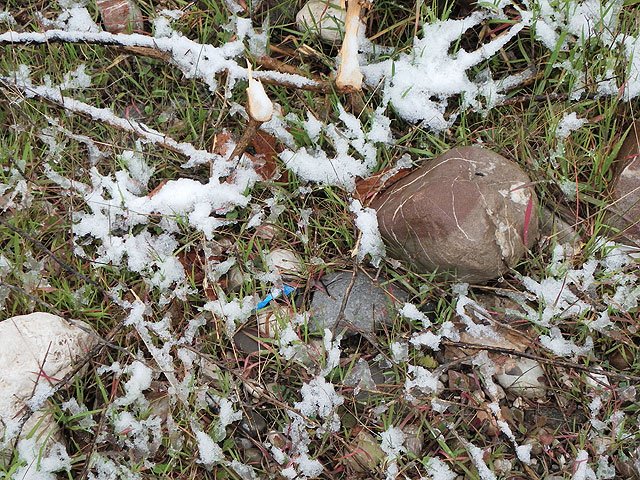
[
  {"left": 399, "top": 302, "right": 431, "bottom": 328},
  {"left": 539, "top": 327, "right": 593, "bottom": 358},
  {"left": 349, "top": 199, "right": 386, "bottom": 267},
  {"left": 424, "top": 457, "right": 457, "bottom": 480},
  {"left": 294, "top": 376, "right": 344, "bottom": 427},
  {"left": 1, "top": 1, "right": 639, "bottom": 478},
  {"left": 404, "top": 365, "right": 440, "bottom": 396},
  {"left": 0, "top": 5, "right": 317, "bottom": 92},
  {"left": 520, "top": 239, "right": 639, "bottom": 357},
  {"left": 14, "top": 438, "right": 71, "bottom": 480},
  {"left": 473, "top": 352, "right": 533, "bottom": 464},
  {"left": 557, "top": 112, "right": 587, "bottom": 139},
  {"left": 204, "top": 294, "right": 257, "bottom": 336},
  {"left": 362, "top": 8, "right": 531, "bottom": 130},
  {"left": 572, "top": 449, "right": 596, "bottom": 480},
  {"left": 453, "top": 283, "right": 500, "bottom": 339},
  {"left": 380, "top": 426, "right": 405, "bottom": 480},
  {"left": 196, "top": 430, "right": 225, "bottom": 468},
  {"left": 115, "top": 361, "right": 153, "bottom": 407},
  {"left": 458, "top": 436, "right": 497, "bottom": 480},
  {"left": 273, "top": 105, "right": 392, "bottom": 189}
]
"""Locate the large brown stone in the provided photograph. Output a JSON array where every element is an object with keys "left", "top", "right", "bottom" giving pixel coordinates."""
[
  {"left": 372, "top": 146, "right": 539, "bottom": 283},
  {"left": 607, "top": 122, "right": 640, "bottom": 247}
]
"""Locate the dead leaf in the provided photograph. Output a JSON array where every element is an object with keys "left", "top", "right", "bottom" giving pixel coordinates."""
[
  {"left": 354, "top": 166, "right": 412, "bottom": 204},
  {"left": 249, "top": 130, "right": 282, "bottom": 180},
  {"left": 213, "top": 131, "right": 234, "bottom": 157}
]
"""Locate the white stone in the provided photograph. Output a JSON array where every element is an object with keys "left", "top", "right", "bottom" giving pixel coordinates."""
[
  {"left": 495, "top": 357, "right": 546, "bottom": 399},
  {"left": 296, "top": 0, "right": 346, "bottom": 44},
  {"left": 0, "top": 312, "right": 97, "bottom": 458},
  {"left": 266, "top": 248, "right": 304, "bottom": 280}
]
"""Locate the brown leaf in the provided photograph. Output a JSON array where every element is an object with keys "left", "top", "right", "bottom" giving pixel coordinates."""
[
  {"left": 250, "top": 130, "right": 282, "bottom": 180},
  {"left": 354, "top": 166, "right": 412, "bottom": 204},
  {"left": 213, "top": 131, "right": 234, "bottom": 157}
]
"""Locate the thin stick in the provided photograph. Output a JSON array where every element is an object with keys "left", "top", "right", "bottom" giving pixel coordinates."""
[
  {"left": 0, "top": 77, "right": 227, "bottom": 169},
  {"left": 444, "top": 340, "right": 640, "bottom": 382},
  {"left": 228, "top": 117, "right": 261, "bottom": 162}
]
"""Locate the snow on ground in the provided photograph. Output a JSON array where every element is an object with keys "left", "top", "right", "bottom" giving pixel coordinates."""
[{"left": 0, "top": 0, "right": 639, "bottom": 478}]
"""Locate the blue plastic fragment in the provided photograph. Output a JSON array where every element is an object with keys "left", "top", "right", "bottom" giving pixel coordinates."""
[{"left": 256, "top": 284, "right": 296, "bottom": 311}]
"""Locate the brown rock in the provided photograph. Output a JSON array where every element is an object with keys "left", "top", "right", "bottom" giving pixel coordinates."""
[
  {"left": 373, "top": 146, "right": 539, "bottom": 283},
  {"left": 97, "top": 0, "right": 144, "bottom": 33},
  {"left": 607, "top": 122, "right": 640, "bottom": 247}
]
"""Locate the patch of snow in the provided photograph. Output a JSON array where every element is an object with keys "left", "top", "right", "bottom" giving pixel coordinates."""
[
  {"left": 572, "top": 449, "right": 596, "bottom": 480},
  {"left": 390, "top": 341, "right": 409, "bottom": 362},
  {"left": 424, "top": 457, "right": 456, "bottom": 480},
  {"left": 399, "top": 303, "right": 431, "bottom": 328},
  {"left": 459, "top": 437, "right": 497, "bottom": 480},
  {"left": 350, "top": 199, "right": 386, "bottom": 267},
  {"left": 321, "top": 329, "right": 342, "bottom": 376},
  {"left": 115, "top": 361, "right": 153, "bottom": 407},
  {"left": 14, "top": 438, "right": 71, "bottom": 480},
  {"left": 277, "top": 106, "right": 391, "bottom": 190},
  {"left": 362, "top": 9, "right": 530, "bottom": 130},
  {"left": 196, "top": 430, "right": 225, "bottom": 468},
  {"left": 295, "top": 376, "right": 344, "bottom": 422},
  {"left": 405, "top": 365, "right": 440, "bottom": 395},
  {"left": 204, "top": 294, "right": 256, "bottom": 336},
  {"left": 539, "top": 327, "right": 593, "bottom": 357},
  {"left": 0, "top": 11, "right": 16, "bottom": 25},
  {"left": 557, "top": 112, "right": 587, "bottom": 139}
]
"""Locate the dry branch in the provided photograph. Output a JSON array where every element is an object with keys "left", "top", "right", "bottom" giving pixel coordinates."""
[
  {"left": 444, "top": 340, "right": 640, "bottom": 382},
  {"left": 0, "top": 29, "right": 326, "bottom": 91},
  {"left": 0, "top": 76, "right": 229, "bottom": 170}
]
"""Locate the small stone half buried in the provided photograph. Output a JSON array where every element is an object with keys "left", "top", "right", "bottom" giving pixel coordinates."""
[
  {"left": 0, "top": 312, "right": 98, "bottom": 463},
  {"left": 309, "top": 270, "right": 407, "bottom": 336}
]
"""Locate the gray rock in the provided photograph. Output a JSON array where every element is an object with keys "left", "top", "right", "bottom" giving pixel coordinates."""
[
  {"left": 539, "top": 207, "right": 581, "bottom": 245},
  {"left": 309, "top": 271, "right": 405, "bottom": 336}
]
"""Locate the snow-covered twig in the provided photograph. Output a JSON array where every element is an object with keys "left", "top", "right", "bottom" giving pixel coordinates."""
[
  {"left": 0, "top": 29, "right": 323, "bottom": 91},
  {"left": 0, "top": 76, "right": 232, "bottom": 173},
  {"left": 444, "top": 340, "right": 640, "bottom": 383}
]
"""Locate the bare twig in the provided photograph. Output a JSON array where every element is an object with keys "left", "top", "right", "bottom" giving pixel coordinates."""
[
  {"left": 444, "top": 340, "right": 640, "bottom": 382},
  {"left": 0, "top": 77, "right": 228, "bottom": 170}
]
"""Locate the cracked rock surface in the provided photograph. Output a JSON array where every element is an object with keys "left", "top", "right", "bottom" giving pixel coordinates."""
[{"left": 373, "top": 146, "right": 539, "bottom": 283}]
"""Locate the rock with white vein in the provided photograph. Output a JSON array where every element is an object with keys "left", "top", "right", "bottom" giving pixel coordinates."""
[{"left": 373, "top": 146, "right": 539, "bottom": 283}]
